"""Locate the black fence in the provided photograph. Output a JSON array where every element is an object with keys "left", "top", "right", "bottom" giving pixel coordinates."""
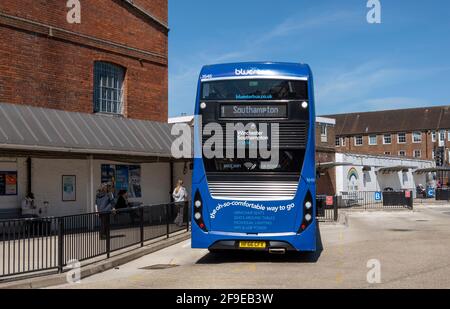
[
  {"left": 436, "top": 189, "right": 450, "bottom": 201},
  {"left": 317, "top": 191, "right": 414, "bottom": 222},
  {"left": 0, "top": 202, "right": 190, "bottom": 280},
  {"left": 338, "top": 191, "right": 413, "bottom": 210},
  {"left": 316, "top": 195, "right": 338, "bottom": 222}
]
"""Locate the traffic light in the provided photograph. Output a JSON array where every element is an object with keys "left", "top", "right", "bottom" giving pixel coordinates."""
[{"left": 436, "top": 147, "right": 445, "bottom": 167}]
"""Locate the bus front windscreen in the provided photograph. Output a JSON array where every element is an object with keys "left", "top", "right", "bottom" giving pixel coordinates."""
[{"left": 201, "top": 79, "right": 308, "bottom": 101}]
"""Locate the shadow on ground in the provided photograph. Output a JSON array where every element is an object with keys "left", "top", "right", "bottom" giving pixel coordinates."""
[{"left": 195, "top": 224, "right": 323, "bottom": 264}]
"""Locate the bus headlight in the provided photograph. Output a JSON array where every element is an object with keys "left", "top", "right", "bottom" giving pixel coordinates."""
[
  {"left": 200, "top": 102, "right": 207, "bottom": 110},
  {"left": 195, "top": 200, "right": 202, "bottom": 208},
  {"left": 194, "top": 212, "right": 202, "bottom": 220},
  {"left": 305, "top": 201, "right": 312, "bottom": 209},
  {"left": 305, "top": 214, "right": 312, "bottom": 222},
  {"left": 301, "top": 101, "right": 308, "bottom": 109}
]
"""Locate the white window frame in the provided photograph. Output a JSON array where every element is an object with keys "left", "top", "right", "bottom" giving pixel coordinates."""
[
  {"left": 383, "top": 134, "right": 392, "bottom": 145},
  {"left": 439, "top": 130, "right": 446, "bottom": 142},
  {"left": 448, "top": 130, "right": 450, "bottom": 141},
  {"left": 384, "top": 151, "right": 391, "bottom": 156},
  {"left": 335, "top": 136, "right": 340, "bottom": 147},
  {"left": 397, "top": 133, "right": 406, "bottom": 144},
  {"left": 432, "top": 149, "right": 436, "bottom": 159},
  {"left": 354, "top": 136, "right": 363, "bottom": 146},
  {"left": 368, "top": 135, "right": 377, "bottom": 146},
  {"left": 398, "top": 150, "right": 406, "bottom": 157},
  {"left": 94, "top": 61, "right": 125, "bottom": 115},
  {"left": 432, "top": 131, "right": 437, "bottom": 142},
  {"left": 413, "top": 150, "right": 422, "bottom": 158},
  {"left": 341, "top": 137, "right": 346, "bottom": 147},
  {"left": 412, "top": 131, "right": 422, "bottom": 143},
  {"left": 320, "top": 125, "right": 328, "bottom": 143}
]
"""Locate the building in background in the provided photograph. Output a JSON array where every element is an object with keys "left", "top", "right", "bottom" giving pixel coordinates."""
[
  {"left": 334, "top": 153, "right": 434, "bottom": 195},
  {"left": 315, "top": 117, "right": 337, "bottom": 195},
  {"left": 0, "top": 1, "right": 182, "bottom": 220},
  {"left": 324, "top": 105, "right": 450, "bottom": 186},
  {"left": 326, "top": 106, "right": 450, "bottom": 165},
  {"left": 0, "top": 0, "right": 168, "bottom": 121}
]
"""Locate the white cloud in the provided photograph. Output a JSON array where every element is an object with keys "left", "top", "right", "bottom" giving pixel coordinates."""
[{"left": 258, "top": 10, "right": 357, "bottom": 44}]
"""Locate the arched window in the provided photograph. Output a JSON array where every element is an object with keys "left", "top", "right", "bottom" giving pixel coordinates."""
[{"left": 93, "top": 62, "right": 125, "bottom": 114}]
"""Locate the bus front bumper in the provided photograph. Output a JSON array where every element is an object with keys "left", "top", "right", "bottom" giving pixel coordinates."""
[{"left": 192, "top": 225, "right": 317, "bottom": 252}]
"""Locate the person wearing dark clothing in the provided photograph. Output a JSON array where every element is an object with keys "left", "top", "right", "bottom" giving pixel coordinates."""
[
  {"left": 115, "top": 190, "right": 129, "bottom": 209},
  {"left": 116, "top": 190, "right": 139, "bottom": 224}
]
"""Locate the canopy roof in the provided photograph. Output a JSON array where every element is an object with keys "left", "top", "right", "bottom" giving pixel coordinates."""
[{"left": 0, "top": 102, "right": 183, "bottom": 158}]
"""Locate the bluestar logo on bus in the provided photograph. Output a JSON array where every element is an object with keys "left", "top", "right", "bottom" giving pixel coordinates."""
[{"left": 235, "top": 68, "right": 271, "bottom": 76}]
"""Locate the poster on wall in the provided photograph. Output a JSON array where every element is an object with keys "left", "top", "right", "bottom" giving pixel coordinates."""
[
  {"left": 115, "top": 165, "right": 129, "bottom": 192},
  {"left": 100, "top": 165, "right": 142, "bottom": 198},
  {"left": 101, "top": 165, "right": 115, "bottom": 185},
  {"left": 62, "top": 175, "right": 76, "bottom": 201},
  {"left": 128, "top": 165, "right": 142, "bottom": 198},
  {"left": 0, "top": 172, "right": 18, "bottom": 196}
]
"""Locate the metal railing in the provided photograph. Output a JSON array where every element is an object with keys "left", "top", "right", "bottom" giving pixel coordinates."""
[
  {"left": 338, "top": 191, "right": 413, "bottom": 210},
  {"left": 436, "top": 189, "right": 450, "bottom": 201},
  {"left": 316, "top": 195, "right": 338, "bottom": 222},
  {"left": 0, "top": 202, "right": 190, "bottom": 280}
]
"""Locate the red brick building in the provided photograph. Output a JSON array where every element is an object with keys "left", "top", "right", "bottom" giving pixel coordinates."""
[
  {"left": 325, "top": 106, "right": 450, "bottom": 165},
  {"left": 0, "top": 0, "right": 168, "bottom": 121},
  {"left": 315, "top": 117, "right": 337, "bottom": 195}
]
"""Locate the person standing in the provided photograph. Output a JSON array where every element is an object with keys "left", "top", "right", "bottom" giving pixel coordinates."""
[
  {"left": 172, "top": 180, "right": 188, "bottom": 227},
  {"left": 115, "top": 190, "right": 129, "bottom": 210},
  {"left": 21, "top": 193, "right": 37, "bottom": 218},
  {"left": 96, "top": 183, "right": 115, "bottom": 239}
]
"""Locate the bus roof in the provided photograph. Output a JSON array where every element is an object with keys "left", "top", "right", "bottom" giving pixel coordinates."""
[{"left": 200, "top": 62, "right": 312, "bottom": 82}]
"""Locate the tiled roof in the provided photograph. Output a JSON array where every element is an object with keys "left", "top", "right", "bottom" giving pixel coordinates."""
[
  {"left": 324, "top": 105, "right": 450, "bottom": 136},
  {"left": 0, "top": 102, "right": 182, "bottom": 158}
]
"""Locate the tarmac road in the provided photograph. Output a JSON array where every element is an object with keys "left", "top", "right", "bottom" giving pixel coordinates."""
[{"left": 51, "top": 205, "right": 450, "bottom": 289}]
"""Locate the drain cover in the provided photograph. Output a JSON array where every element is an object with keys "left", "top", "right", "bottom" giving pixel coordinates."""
[{"left": 140, "top": 264, "right": 179, "bottom": 270}]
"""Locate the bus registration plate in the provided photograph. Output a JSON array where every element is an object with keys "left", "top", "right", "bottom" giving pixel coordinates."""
[{"left": 239, "top": 241, "right": 266, "bottom": 249}]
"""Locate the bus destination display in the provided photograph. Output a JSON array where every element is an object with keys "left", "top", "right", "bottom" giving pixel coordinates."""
[{"left": 220, "top": 104, "right": 287, "bottom": 118}]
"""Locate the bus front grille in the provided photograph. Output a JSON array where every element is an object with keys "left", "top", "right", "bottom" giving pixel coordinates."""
[{"left": 208, "top": 181, "right": 299, "bottom": 201}]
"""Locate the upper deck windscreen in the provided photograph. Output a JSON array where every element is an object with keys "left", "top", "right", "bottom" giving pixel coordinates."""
[{"left": 201, "top": 79, "right": 308, "bottom": 101}]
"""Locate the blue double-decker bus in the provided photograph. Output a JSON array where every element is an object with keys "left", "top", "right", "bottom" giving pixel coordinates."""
[{"left": 191, "top": 62, "right": 316, "bottom": 253}]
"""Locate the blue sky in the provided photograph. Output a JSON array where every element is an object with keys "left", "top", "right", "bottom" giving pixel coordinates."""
[{"left": 168, "top": 0, "right": 450, "bottom": 117}]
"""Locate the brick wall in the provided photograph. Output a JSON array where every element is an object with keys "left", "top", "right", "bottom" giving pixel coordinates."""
[
  {"left": 315, "top": 122, "right": 337, "bottom": 195},
  {"left": 316, "top": 151, "right": 336, "bottom": 195},
  {"left": 0, "top": 0, "right": 168, "bottom": 122},
  {"left": 316, "top": 122, "right": 336, "bottom": 150},
  {"left": 337, "top": 131, "right": 450, "bottom": 164}
]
